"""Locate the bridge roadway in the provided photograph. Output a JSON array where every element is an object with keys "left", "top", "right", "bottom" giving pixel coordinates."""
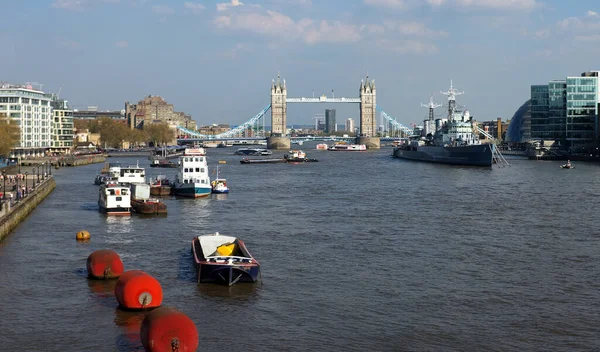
[{"left": 178, "top": 136, "right": 402, "bottom": 144}]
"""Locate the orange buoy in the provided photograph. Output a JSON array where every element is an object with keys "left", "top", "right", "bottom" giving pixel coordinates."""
[
  {"left": 114, "top": 270, "right": 163, "bottom": 310},
  {"left": 86, "top": 249, "right": 124, "bottom": 280},
  {"left": 140, "top": 306, "right": 199, "bottom": 352},
  {"left": 76, "top": 230, "right": 91, "bottom": 241}
]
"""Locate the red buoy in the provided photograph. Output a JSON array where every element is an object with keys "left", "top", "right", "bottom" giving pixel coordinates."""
[
  {"left": 114, "top": 270, "right": 163, "bottom": 310},
  {"left": 140, "top": 306, "right": 199, "bottom": 352},
  {"left": 86, "top": 249, "right": 124, "bottom": 279}
]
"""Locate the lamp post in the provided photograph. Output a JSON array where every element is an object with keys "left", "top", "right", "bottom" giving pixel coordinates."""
[
  {"left": 32, "top": 167, "right": 36, "bottom": 188},
  {"left": 37, "top": 165, "right": 40, "bottom": 183},
  {"left": 25, "top": 172, "right": 28, "bottom": 196},
  {"left": 2, "top": 171, "right": 5, "bottom": 201},
  {"left": 16, "top": 175, "right": 19, "bottom": 201}
]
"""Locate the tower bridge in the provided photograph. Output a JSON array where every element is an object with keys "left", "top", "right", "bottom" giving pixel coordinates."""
[{"left": 176, "top": 74, "right": 413, "bottom": 148}]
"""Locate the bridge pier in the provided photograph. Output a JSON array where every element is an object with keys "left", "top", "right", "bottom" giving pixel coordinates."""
[
  {"left": 356, "top": 136, "right": 380, "bottom": 149},
  {"left": 267, "top": 136, "right": 291, "bottom": 150}
]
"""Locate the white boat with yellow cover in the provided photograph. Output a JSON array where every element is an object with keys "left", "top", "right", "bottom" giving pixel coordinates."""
[{"left": 191, "top": 232, "right": 260, "bottom": 285}]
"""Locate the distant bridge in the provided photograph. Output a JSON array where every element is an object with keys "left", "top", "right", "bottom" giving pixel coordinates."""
[{"left": 176, "top": 104, "right": 413, "bottom": 142}]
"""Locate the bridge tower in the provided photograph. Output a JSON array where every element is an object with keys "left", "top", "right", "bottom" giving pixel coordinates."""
[
  {"left": 356, "top": 76, "right": 380, "bottom": 149},
  {"left": 267, "top": 72, "right": 291, "bottom": 149}
]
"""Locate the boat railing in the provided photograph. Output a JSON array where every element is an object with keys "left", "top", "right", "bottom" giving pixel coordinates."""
[{"left": 205, "top": 255, "right": 253, "bottom": 263}]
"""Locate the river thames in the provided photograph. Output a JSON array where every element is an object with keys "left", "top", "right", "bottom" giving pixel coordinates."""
[{"left": 0, "top": 144, "right": 599, "bottom": 351}]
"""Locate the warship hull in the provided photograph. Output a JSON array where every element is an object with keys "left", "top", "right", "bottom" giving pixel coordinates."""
[{"left": 393, "top": 144, "right": 493, "bottom": 167}]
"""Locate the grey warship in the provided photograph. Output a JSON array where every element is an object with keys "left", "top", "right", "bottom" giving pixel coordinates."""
[{"left": 392, "top": 81, "right": 494, "bottom": 167}]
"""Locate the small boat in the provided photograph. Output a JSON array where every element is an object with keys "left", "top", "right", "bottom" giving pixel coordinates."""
[
  {"left": 98, "top": 182, "right": 131, "bottom": 215},
  {"left": 130, "top": 183, "right": 167, "bottom": 215},
  {"left": 150, "top": 159, "right": 177, "bottom": 168},
  {"left": 284, "top": 150, "right": 319, "bottom": 163},
  {"left": 234, "top": 148, "right": 272, "bottom": 156},
  {"left": 203, "top": 142, "right": 219, "bottom": 148},
  {"left": 211, "top": 166, "right": 229, "bottom": 194},
  {"left": 328, "top": 143, "right": 367, "bottom": 151},
  {"left": 191, "top": 232, "right": 260, "bottom": 285},
  {"left": 240, "top": 158, "right": 286, "bottom": 164},
  {"left": 316, "top": 143, "right": 329, "bottom": 150},
  {"left": 560, "top": 163, "right": 574, "bottom": 169},
  {"left": 94, "top": 174, "right": 108, "bottom": 185},
  {"left": 171, "top": 148, "right": 212, "bottom": 198},
  {"left": 149, "top": 175, "right": 171, "bottom": 196}
]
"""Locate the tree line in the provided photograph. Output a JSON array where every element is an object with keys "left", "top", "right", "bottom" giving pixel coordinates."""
[{"left": 74, "top": 118, "right": 175, "bottom": 148}]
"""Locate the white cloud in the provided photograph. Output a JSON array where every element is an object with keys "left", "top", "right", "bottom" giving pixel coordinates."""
[
  {"left": 116, "top": 40, "right": 129, "bottom": 48},
  {"left": 427, "top": 0, "right": 446, "bottom": 6},
  {"left": 215, "top": 10, "right": 361, "bottom": 44},
  {"left": 51, "top": 0, "right": 120, "bottom": 11},
  {"left": 454, "top": 0, "right": 538, "bottom": 10},
  {"left": 184, "top": 2, "right": 205, "bottom": 13},
  {"left": 382, "top": 20, "right": 448, "bottom": 37},
  {"left": 152, "top": 4, "right": 175, "bottom": 15},
  {"left": 214, "top": 8, "right": 442, "bottom": 53},
  {"left": 365, "top": 0, "right": 538, "bottom": 11},
  {"left": 363, "top": 0, "right": 405, "bottom": 10},
  {"left": 557, "top": 11, "right": 600, "bottom": 31},
  {"left": 217, "top": 0, "right": 244, "bottom": 11},
  {"left": 376, "top": 39, "right": 438, "bottom": 54},
  {"left": 575, "top": 34, "right": 600, "bottom": 42}
]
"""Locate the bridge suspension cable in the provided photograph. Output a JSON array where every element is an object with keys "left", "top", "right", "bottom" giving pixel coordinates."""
[
  {"left": 177, "top": 105, "right": 271, "bottom": 139},
  {"left": 376, "top": 105, "right": 414, "bottom": 136}
]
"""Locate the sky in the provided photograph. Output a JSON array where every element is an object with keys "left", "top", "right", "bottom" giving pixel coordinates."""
[{"left": 2, "top": 0, "right": 600, "bottom": 128}]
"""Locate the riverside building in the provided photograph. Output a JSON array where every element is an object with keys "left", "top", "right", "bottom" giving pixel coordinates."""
[
  {"left": 50, "top": 98, "right": 74, "bottom": 154},
  {"left": 530, "top": 70, "right": 599, "bottom": 151},
  {"left": 0, "top": 83, "right": 53, "bottom": 158}
]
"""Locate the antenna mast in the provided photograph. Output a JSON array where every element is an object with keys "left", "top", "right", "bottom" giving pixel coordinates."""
[
  {"left": 441, "top": 80, "right": 464, "bottom": 120},
  {"left": 421, "top": 96, "right": 442, "bottom": 122}
]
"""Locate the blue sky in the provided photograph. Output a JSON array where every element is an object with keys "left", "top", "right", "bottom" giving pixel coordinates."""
[{"left": 1, "top": 0, "right": 600, "bottom": 128}]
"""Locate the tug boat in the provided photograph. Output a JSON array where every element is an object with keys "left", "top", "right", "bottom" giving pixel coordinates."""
[
  {"left": 284, "top": 150, "right": 319, "bottom": 163},
  {"left": 191, "top": 232, "right": 260, "bottom": 286},
  {"left": 171, "top": 148, "right": 212, "bottom": 198},
  {"left": 98, "top": 182, "right": 131, "bottom": 215}
]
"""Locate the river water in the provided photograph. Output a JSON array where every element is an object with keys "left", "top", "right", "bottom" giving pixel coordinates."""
[{"left": 0, "top": 144, "right": 599, "bottom": 352}]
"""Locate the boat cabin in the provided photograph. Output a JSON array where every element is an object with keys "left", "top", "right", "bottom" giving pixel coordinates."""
[{"left": 117, "top": 165, "right": 146, "bottom": 184}]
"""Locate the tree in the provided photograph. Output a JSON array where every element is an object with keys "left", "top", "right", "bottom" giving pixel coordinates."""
[
  {"left": 0, "top": 114, "right": 21, "bottom": 158},
  {"left": 145, "top": 123, "right": 175, "bottom": 146}
]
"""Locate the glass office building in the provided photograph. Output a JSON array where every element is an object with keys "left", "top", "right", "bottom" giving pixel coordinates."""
[
  {"left": 548, "top": 80, "right": 566, "bottom": 140},
  {"left": 529, "top": 71, "right": 599, "bottom": 150},
  {"left": 566, "top": 72, "right": 598, "bottom": 149},
  {"left": 530, "top": 85, "right": 549, "bottom": 139}
]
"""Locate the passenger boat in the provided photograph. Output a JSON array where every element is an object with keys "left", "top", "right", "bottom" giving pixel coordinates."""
[
  {"left": 202, "top": 141, "right": 219, "bottom": 148},
  {"left": 240, "top": 158, "right": 286, "bottom": 164},
  {"left": 316, "top": 143, "right": 329, "bottom": 150},
  {"left": 234, "top": 148, "right": 272, "bottom": 156},
  {"left": 328, "top": 143, "right": 367, "bottom": 151},
  {"left": 116, "top": 163, "right": 146, "bottom": 185},
  {"left": 98, "top": 182, "right": 131, "bottom": 215},
  {"left": 211, "top": 166, "right": 229, "bottom": 194},
  {"left": 284, "top": 150, "right": 319, "bottom": 163},
  {"left": 191, "top": 232, "right": 260, "bottom": 285},
  {"left": 130, "top": 183, "right": 167, "bottom": 215},
  {"left": 171, "top": 148, "right": 212, "bottom": 198},
  {"left": 392, "top": 82, "right": 497, "bottom": 167},
  {"left": 149, "top": 175, "right": 171, "bottom": 196}
]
